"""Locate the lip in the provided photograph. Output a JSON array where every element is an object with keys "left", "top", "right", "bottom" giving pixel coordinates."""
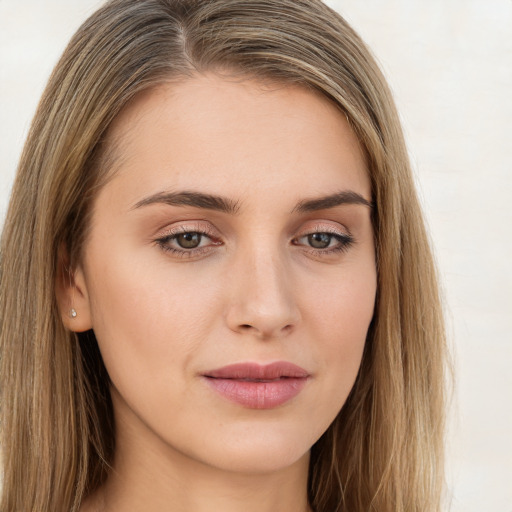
[{"left": 202, "top": 362, "right": 310, "bottom": 409}]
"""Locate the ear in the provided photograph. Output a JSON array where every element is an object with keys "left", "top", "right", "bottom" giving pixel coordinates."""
[{"left": 55, "top": 244, "right": 93, "bottom": 332}]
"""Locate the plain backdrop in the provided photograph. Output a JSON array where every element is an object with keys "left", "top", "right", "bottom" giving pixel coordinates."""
[{"left": 1, "top": 1, "right": 511, "bottom": 511}]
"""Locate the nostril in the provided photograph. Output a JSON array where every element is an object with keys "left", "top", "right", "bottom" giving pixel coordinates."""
[{"left": 237, "top": 323, "right": 294, "bottom": 337}]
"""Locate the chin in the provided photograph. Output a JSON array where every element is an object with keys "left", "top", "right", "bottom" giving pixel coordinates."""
[
  {"left": 191, "top": 425, "right": 317, "bottom": 475},
  {"left": 213, "top": 447, "right": 310, "bottom": 475}
]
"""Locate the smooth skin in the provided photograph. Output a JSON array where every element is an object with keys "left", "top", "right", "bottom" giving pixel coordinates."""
[{"left": 58, "top": 74, "right": 377, "bottom": 512}]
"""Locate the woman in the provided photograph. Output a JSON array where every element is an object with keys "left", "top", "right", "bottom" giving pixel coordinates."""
[{"left": 0, "top": 0, "right": 447, "bottom": 511}]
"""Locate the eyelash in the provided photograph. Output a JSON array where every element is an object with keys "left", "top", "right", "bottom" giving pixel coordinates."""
[
  {"left": 154, "top": 225, "right": 354, "bottom": 259},
  {"left": 155, "top": 225, "right": 220, "bottom": 259},
  {"left": 292, "top": 229, "right": 354, "bottom": 256}
]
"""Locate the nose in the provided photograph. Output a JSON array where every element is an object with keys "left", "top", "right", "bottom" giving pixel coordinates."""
[{"left": 225, "top": 247, "right": 301, "bottom": 339}]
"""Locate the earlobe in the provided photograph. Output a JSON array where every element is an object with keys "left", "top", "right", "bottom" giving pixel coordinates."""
[{"left": 55, "top": 246, "right": 93, "bottom": 333}]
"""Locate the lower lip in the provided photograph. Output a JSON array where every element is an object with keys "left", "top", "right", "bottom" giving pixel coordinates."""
[{"left": 204, "top": 377, "right": 308, "bottom": 409}]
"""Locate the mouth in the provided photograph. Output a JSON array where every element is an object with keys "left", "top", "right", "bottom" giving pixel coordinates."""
[{"left": 202, "top": 362, "right": 310, "bottom": 409}]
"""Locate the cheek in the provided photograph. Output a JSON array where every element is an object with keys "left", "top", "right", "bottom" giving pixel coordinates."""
[
  {"left": 83, "top": 249, "right": 221, "bottom": 386},
  {"left": 302, "top": 263, "right": 376, "bottom": 390},
  {"left": 303, "top": 253, "right": 376, "bottom": 327}
]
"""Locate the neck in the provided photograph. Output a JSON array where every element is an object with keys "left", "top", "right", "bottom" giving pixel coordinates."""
[{"left": 97, "top": 458, "right": 311, "bottom": 512}]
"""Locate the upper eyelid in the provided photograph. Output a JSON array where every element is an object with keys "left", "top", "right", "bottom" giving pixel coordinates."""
[
  {"left": 154, "top": 221, "right": 350, "bottom": 237},
  {"left": 299, "top": 225, "right": 347, "bottom": 233},
  {"left": 294, "top": 222, "right": 351, "bottom": 237},
  {"left": 155, "top": 222, "right": 218, "bottom": 238}
]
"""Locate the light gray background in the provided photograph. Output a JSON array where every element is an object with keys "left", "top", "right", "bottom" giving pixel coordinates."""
[{"left": 1, "top": 1, "right": 511, "bottom": 510}]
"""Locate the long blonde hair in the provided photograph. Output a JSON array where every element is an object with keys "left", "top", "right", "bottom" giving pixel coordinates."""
[{"left": 0, "top": 1, "right": 447, "bottom": 510}]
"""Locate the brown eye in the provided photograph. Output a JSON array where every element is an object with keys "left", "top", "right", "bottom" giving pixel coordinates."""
[
  {"left": 307, "top": 233, "right": 332, "bottom": 249},
  {"left": 293, "top": 230, "right": 354, "bottom": 255},
  {"left": 176, "top": 232, "right": 202, "bottom": 249}
]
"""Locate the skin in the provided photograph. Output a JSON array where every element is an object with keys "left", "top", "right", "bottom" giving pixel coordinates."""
[{"left": 59, "top": 74, "right": 377, "bottom": 512}]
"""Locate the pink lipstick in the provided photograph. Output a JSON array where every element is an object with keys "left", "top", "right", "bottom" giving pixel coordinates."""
[{"left": 202, "top": 362, "right": 309, "bottom": 409}]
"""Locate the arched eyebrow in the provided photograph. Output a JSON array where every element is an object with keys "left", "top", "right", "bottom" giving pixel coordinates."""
[
  {"left": 292, "top": 191, "right": 373, "bottom": 213},
  {"left": 131, "top": 191, "right": 241, "bottom": 214},
  {"left": 131, "top": 189, "right": 372, "bottom": 214}
]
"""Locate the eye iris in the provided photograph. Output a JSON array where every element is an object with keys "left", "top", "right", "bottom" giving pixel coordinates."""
[
  {"left": 176, "top": 232, "right": 201, "bottom": 249},
  {"left": 308, "top": 232, "right": 331, "bottom": 249}
]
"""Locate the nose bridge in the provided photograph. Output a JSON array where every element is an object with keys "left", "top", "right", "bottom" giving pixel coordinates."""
[{"left": 226, "top": 241, "right": 299, "bottom": 338}]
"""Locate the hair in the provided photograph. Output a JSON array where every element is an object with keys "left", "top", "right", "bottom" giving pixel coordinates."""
[{"left": 0, "top": 1, "right": 447, "bottom": 511}]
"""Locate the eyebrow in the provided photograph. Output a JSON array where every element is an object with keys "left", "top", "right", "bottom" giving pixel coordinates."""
[
  {"left": 132, "top": 191, "right": 241, "bottom": 214},
  {"left": 132, "top": 189, "right": 372, "bottom": 215},
  {"left": 292, "top": 190, "right": 373, "bottom": 213}
]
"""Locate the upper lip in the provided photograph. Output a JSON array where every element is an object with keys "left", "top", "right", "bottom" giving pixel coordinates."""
[{"left": 203, "top": 361, "right": 309, "bottom": 380}]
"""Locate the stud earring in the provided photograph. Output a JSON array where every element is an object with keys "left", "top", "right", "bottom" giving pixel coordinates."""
[{"left": 69, "top": 308, "right": 77, "bottom": 318}]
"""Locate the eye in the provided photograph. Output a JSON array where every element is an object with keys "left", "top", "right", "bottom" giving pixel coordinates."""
[
  {"left": 174, "top": 232, "right": 203, "bottom": 249},
  {"left": 154, "top": 225, "right": 222, "bottom": 258},
  {"left": 293, "top": 230, "right": 354, "bottom": 255},
  {"left": 306, "top": 232, "right": 334, "bottom": 249}
]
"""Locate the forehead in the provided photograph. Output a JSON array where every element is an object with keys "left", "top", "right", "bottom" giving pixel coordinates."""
[{"left": 98, "top": 73, "right": 370, "bottom": 209}]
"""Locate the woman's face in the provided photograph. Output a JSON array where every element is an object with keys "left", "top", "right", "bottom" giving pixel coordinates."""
[{"left": 67, "top": 74, "right": 376, "bottom": 474}]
